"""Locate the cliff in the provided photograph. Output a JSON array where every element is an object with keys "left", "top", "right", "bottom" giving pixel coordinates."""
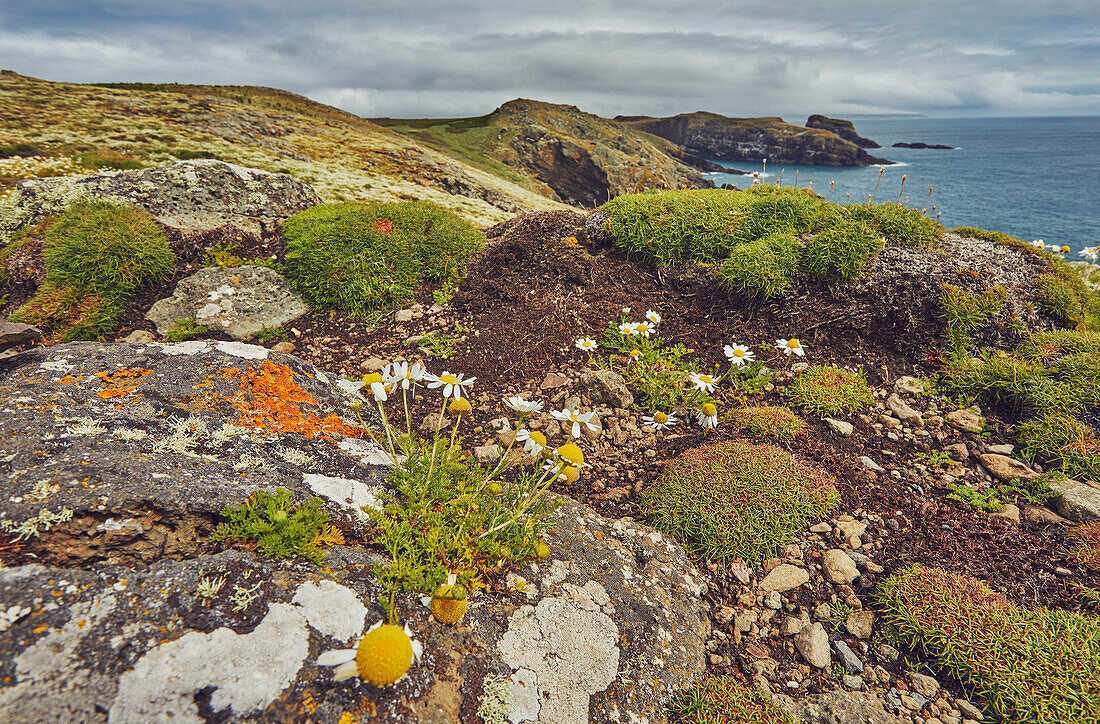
[
  {"left": 374, "top": 99, "right": 714, "bottom": 207},
  {"left": 616, "top": 112, "right": 891, "bottom": 166},
  {"left": 805, "top": 114, "right": 881, "bottom": 148}
]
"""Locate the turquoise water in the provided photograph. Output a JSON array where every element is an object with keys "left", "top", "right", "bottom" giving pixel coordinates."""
[{"left": 703, "top": 116, "right": 1099, "bottom": 256}]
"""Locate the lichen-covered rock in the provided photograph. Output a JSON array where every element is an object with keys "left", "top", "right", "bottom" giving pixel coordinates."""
[
  {"left": 0, "top": 321, "right": 41, "bottom": 353},
  {"left": 146, "top": 266, "right": 309, "bottom": 341},
  {"left": 0, "top": 340, "right": 388, "bottom": 566},
  {"left": 0, "top": 342, "right": 710, "bottom": 723},
  {"left": 3, "top": 160, "right": 320, "bottom": 242}
]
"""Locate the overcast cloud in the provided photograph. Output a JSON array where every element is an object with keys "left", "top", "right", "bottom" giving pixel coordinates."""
[{"left": 1, "top": 1, "right": 1097, "bottom": 120}]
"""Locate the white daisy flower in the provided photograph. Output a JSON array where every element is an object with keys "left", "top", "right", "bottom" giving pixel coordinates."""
[
  {"left": 1030, "top": 239, "right": 1046, "bottom": 249},
  {"left": 550, "top": 407, "right": 600, "bottom": 438},
  {"left": 370, "top": 381, "right": 388, "bottom": 402},
  {"left": 775, "top": 338, "right": 806, "bottom": 357},
  {"left": 503, "top": 395, "right": 544, "bottom": 415},
  {"left": 723, "top": 343, "right": 755, "bottom": 366},
  {"left": 575, "top": 338, "right": 598, "bottom": 352},
  {"left": 634, "top": 321, "right": 656, "bottom": 338},
  {"left": 645, "top": 310, "right": 661, "bottom": 325},
  {"left": 387, "top": 360, "right": 427, "bottom": 391},
  {"left": 688, "top": 372, "right": 718, "bottom": 393},
  {"left": 515, "top": 429, "right": 547, "bottom": 455},
  {"left": 427, "top": 371, "right": 475, "bottom": 399},
  {"left": 618, "top": 322, "right": 637, "bottom": 336},
  {"left": 642, "top": 411, "right": 678, "bottom": 431},
  {"left": 316, "top": 620, "right": 423, "bottom": 686},
  {"left": 696, "top": 402, "right": 719, "bottom": 429}
]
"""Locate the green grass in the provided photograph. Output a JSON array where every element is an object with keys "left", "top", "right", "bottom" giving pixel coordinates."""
[
  {"left": 165, "top": 317, "right": 207, "bottom": 343},
  {"left": 714, "top": 231, "right": 802, "bottom": 299},
  {"left": 209, "top": 487, "right": 333, "bottom": 566},
  {"left": 640, "top": 440, "right": 838, "bottom": 561},
  {"left": 282, "top": 201, "right": 483, "bottom": 314},
  {"left": 669, "top": 676, "right": 796, "bottom": 724},
  {"left": 877, "top": 565, "right": 1100, "bottom": 724},
  {"left": 598, "top": 188, "right": 943, "bottom": 301},
  {"left": 730, "top": 405, "right": 806, "bottom": 438},
  {"left": 1069, "top": 522, "right": 1100, "bottom": 571},
  {"left": 786, "top": 366, "right": 873, "bottom": 415},
  {"left": 941, "top": 284, "right": 1007, "bottom": 354},
  {"left": 942, "top": 330, "right": 1100, "bottom": 483},
  {"left": 9, "top": 201, "right": 174, "bottom": 341}
]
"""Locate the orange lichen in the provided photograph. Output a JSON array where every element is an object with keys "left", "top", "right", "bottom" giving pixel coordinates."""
[
  {"left": 56, "top": 375, "right": 82, "bottom": 385},
  {"left": 220, "top": 362, "right": 367, "bottom": 439},
  {"left": 94, "top": 367, "right": 151, "bottom": 399}
]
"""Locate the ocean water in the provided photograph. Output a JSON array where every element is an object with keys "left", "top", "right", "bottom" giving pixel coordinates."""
[{"left": 703, "top": 116, "right": 1099, "bottom": 257}]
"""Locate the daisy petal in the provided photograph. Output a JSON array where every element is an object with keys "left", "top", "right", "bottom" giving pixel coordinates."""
[
  {"left": 317, "top": 649, "right": 357, "bottom": 666},
  {"left": 333, "top": 660, "right": 360, "bottom": 680}
]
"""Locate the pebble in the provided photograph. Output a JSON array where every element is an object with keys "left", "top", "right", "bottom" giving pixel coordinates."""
[
  {"left": 956, "top": 699, "right": 984, "bottom": 720},
  {"left": 823, "top": 549, "right": 860, "bottom": 584},
  {"left": 833, "top": 639, "right": 864, "bottom": 673},
  {"left": 763, "top": 591, "right": 782, "bottom": 609},
  {"left": 824, "top": 417, "right": 854, "bottom": 436},
  {"left": 859, "top": 456, "right": 885, "bottom": 472},
  {"left": 758, "top": 564, "right": 810, "bottom": 593},
  {"left": 793, "top": 622, "right": 831, "bottom": 668},
  {"left": 844, "top": 610, "right": 876, "bottom": 639},
  {"left": 908, "top": 671, "right": 940, "bottom": 699}
]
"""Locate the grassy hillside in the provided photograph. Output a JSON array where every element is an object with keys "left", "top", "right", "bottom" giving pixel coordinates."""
[
  {"left": 374, "top": 98, "right": 713, "bottom": 207},
  {"left": 0, "top": 71, "right": 566, "bottom": 226}
]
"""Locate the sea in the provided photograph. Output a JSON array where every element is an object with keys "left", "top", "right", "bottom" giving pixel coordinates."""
[{"left": 702, "top": 116, "right": 1099, "bottom": 257}]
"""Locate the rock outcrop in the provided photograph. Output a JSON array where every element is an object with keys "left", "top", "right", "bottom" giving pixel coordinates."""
[
  {"left": 0, "top": 341, "right": 709, "bottom": 723},
  {"left": 617, "top": 112, "right": 892, "bottom": 166},
  {"left": 805, "top": 115, "right": 881, "bottom": 148}
]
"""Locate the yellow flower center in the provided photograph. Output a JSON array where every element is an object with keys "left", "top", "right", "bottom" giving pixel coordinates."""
[
  {"left": 362, "top": 373, "right": 384, "bottom": 385},
  {"left": 556, "top": 442, "right": 584, "bottom": 465},
  {"left": 529, "top": 431, "right": 547, "bottom": 448},
  {"left": 701, "top": 403, "right": 717, "bottom": 417},
  {"left": 733, "top": 349, "right": 745, "bottom": 357},
  {"left": 355, "top": 625, "right": 413, "bottom": 686},
  {"left": 786, "top": 339, "right": 800, "bottom": 349},
  {"left": 440, "top": 373, "right": 459, "bottom": 385},
  {"left": 448, "top": 398, "right": 472, "bottom": 415},
  {"left": 560, "top": 465, "right": 579, "bottom": 483},
  {"left": 654, "top": 412, "right": 668, "bottom": 424}
]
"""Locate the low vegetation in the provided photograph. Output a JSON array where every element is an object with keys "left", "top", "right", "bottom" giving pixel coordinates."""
[
  {"left": 209, "top": 487, "right": 338, "bottom": 566},
  {"left": 786, "top": 365, "right": 873, "bottom": 415},
  {"left": 669, "top": 676, "right": 796, "bottom": 724},
  {"left": 943, "top": 330, "right": 1100, "bottom": 482},
  {"left": 940, "top": 284, "right": 1007, "bottom": 355},
  {"left": 282, "top": 200, "right": 484, "bottom": 314},
  {"left": 641, "top": 440, "right": 838, "bottom": 561},
  {"left": 877, "top": 565, "right": 1100, "bottom": 724},
  {"left": 9, "top": 201, "right": 174, "bottom": 340},
  {"left": 730, "top": 405, "right": 806, "bottom": 438},
  {"left": 599, "top": 186, "right": 944, "bottom": 299}
]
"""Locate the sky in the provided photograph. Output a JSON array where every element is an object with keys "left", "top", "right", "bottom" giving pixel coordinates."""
[{"left": 1, "top": 1, "right": 1098, "bottom": 121}]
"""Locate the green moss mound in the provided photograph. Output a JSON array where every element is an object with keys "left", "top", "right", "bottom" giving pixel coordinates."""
[
  {"left": 730, "top": 405, "right": 806, "bottom": 438},
  {"left": 669, "top": 676, "right": 796, "bottom": 724},
  {"left": 282, "top": 200, "right": 484, "bottom": 312},
  {"left": 943, "top": 330, "right": 1100, "bottom": 482},
  {"left": 599, "top": 187, "right": 942, "bottom": 299},
  {"left": 786, "top": 366, "right": 873, "bottom": 415},
  {"left": 877, "top": 565, "right": 1100, "bottom": 724},
  {"left": 640, "top": 440, "right": 838, "bottom": 561},
  {"left": 9, "top": 202, "right": 174, "bottom": 341}
]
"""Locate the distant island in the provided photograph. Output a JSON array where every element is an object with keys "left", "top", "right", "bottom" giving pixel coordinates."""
[{"left": 893, "top": 141, "right": 955, "bottom": 150}]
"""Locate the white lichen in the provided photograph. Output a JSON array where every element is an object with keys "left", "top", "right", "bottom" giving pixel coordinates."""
[
  {"left": 232, "top": 454, "right": 268, "bottom": 472},
  {"left": 207, "top": 423, "right": 249, "bottom": 446},
  {"left": 195, "top": 573, "right": 227, "bottom": 603},
  {"left": 64, "top": 417, "right": 107, "bottom": 436},
  {"left": 229, "top": 582, "right": 263, "bottom": 612},
  {"left": 0, "top": 507, "right": 75, "bottom": 541},
  {"left": 476, "top": 675, "right": 514, "bottom": 724},
  {"left": 274, "top": 446, "right": 315, "bottom": 468},
  {"left": 113, "top": 428, "right": 150, "bottom": 441},
  {"left": 28, "top": 480, "right": 60, "bottom": 501}
]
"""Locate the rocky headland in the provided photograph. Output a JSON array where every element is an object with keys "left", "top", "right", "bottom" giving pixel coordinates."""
[
  {"left": 616, "top": 112, "right": 892, "bottom": 166},
  {"left": 805, "top": 115, "right": 881, "bottom": 148}
]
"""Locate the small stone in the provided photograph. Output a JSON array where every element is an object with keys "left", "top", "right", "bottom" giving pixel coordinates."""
[
  {"left": 393, "top": 308, "right": 415, "bottom": 323},
  {"left": 886, "top": 394, "right": 923, "bottom": 428},
  {"left": 894, "top": 376, "right": 926, "bottom": 395},
  {"left": 833, "top": 639, "right": 863, "bottom": 673},
  {"left": 122, "top": 329, "right": 157, "bottom": 344},
  {"left": 474, "top": 444, "right": 501, "bottom": 465},
  {"left": 763, "top": 591, "right": 782, "bottom": 609},
  {"left": 272, "top": 341, "right": 296, "bottom": 353},
  {"left": 859, "top": 456, "right": 885, "bottom": 473},
  {"left": 946, "top": 408, "right": 984, "bottom": 433},
  {"left": 780, "top": 616, "right": 804, "bottom": 636},
  {"left": 1048, "top": 477, "right": 1100, "bottom": 523},
  {"left": 361, "top": 356, "right": 387, "bottom": 373},
  {"left": 578, "top": 369, "right": 634, "bottom": 409},
  {"left": 878, "top": 643, "right": 900, "bottom": 661},
  {"left": 793, "top": 622, "right": 831, "bottom": 668},
  {"left": 539, "top": 372, "right": 571, "bottom": 390},
  {"left": 758, "top": 564, "right": 810, "bottom": 593},
  {"left": 824, "top": 418, "right": 854, "bottom": 436},
  {"left": 809, "top": 522, "right": 832, "bottom": 534},
  {"left": 956, "top": 699, "right": 984, "bottom": 720},
  {"left": 842, "top": 674, "right": 864, "bottom": 691},
  {"left": 908, "top": 671, "right": 940, "bottom": 699},
  {"left": 1020, "top": 504, "right": 1068, "bottom": 526},
  {"left": 836, "top": 517, "right": 868, "bottom": 540},
  {"left": 900, "top": 692, "right": 928, "bottom": 711},
  {"left": 823, "top": 549, "right": 860, "bottom": 585},
  {"left": 813, "top": 603, "right": 832, "bottom": 621},
  {"left": 987, "top": 443, "right": 1015, "bottom": 455},
  {"left": 734, "top": 611, "right": 758, "bottom": 633},
  {"left": 714, "top": 605, "right": 736, "bottom": 625},
  {"left": 946, "top": 443, "right": 969, "bottom": 462},
  {"left": 978, "top": 453, "right": 1038, "bottom": 483},
  {"left": 988, "top": 503, "right": 1020, "bottom": 525},
  {"left": 844, "top": 610, "right": 876, "bottom": 639}
]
